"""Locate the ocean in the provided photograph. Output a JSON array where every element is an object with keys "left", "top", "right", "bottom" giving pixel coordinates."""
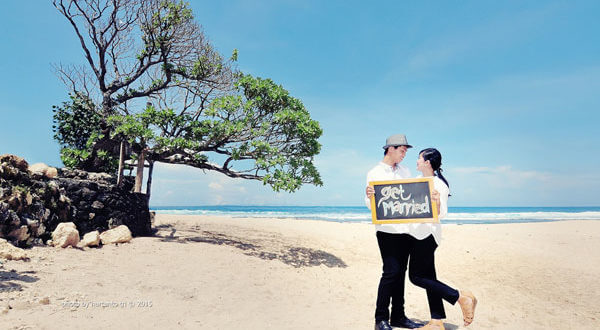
[{"left": 150, "top": 206, "right": 600, "bottom": 224}]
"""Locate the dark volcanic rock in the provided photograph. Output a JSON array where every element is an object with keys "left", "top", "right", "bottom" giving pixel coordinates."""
[{"left": 0, "top": 154, "right": 151, "bottom": 247}]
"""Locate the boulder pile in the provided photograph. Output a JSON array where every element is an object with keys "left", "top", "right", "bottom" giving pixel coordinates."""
[{"left": 0, "top": 154, "right": 151, "bottom": 247}]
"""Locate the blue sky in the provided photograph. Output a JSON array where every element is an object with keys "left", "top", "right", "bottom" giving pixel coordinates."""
[{"left": 1, "top": 1, "right": 599, "bottom": 206}]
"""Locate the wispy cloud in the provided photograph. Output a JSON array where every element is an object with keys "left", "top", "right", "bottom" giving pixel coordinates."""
[
  {"left": 405, "top": 3, "right": 562, "bottom": 71},
  {"left": 208, "top": 182, "right": 224, "bottom": 190}
]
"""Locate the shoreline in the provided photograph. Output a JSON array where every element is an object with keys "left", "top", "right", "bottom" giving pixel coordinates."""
[
  {"left": 152, "top": 212, "right": 600, "bottom": 225},
  {"left": 150, "top": 205, "right": 600, "bottom": 224},
  {"left": 1, "top": 215, "right": 599, "bottom": 329}
]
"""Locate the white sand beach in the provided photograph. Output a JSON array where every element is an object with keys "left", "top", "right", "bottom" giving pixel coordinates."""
[{"left": 1, "top": 215, "right": 599, "bottom": 329}]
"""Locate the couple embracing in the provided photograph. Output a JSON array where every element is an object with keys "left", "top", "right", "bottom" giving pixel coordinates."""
[{"left": 365, "top": 134, "right": 477, "bottom": 330}]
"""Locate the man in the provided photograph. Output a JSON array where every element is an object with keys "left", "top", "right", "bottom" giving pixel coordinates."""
[{"left": 365, "top": 134, "right": 423, "bottom": 330}]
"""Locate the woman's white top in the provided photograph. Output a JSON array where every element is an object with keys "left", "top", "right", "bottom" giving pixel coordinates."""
[{"left": 410, "top": 175, "right": 449, "bottom": 245}]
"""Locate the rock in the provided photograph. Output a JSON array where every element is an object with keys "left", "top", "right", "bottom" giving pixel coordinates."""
[
  {"left": 51, "top": 222, "right": 80, "bottom": 248},
  {"left": 39, "top": 297, "right": 50, "bottom": 305},
  {"left": 91, "top": 201, "right": 104, "bottom": 209},
  {"left": 108, "top": 217, "right": 123, "bottom": 227},
  {"left": 7, "top": 195, "right": 21, "bottom": 210},
  {"left": 28, "top": 163, "right": 58, "bottom": 179},
  {"left": 58, "top": 194, "right": 71, "bottom": 203},
  {"left": 46, "top": 168, "right": 58, "bottom": 179},
  {"left": 48, "top": 180, "right": 60, "bottom": 192},
  {"left": 45, "top": 167, "right": 58, "bottom": 179},
  {"left": 31, "top": 238, "right": 43, "bottom": 246},
  {"left": 0, "top": 238, "right": 28, "bottom": 260},
  {"left": 28, "top": 163, "right": 48, "bottom": 176},
  {"left": 43, "top": 208, "right": 51, "bottom": 221},
  {"left": 88, "top": 172, "right": 113, "bottom": 181},
  {"left": 7, "top": 209, "right": 20, "bottom": 226},
  {"left": 36, "top": 223, "right": 46, "bottom": 236},
  {"left": 0, "top": 201, "right": 9, "bottom": 214},
  {"left": 80, "top": 187, "right": 96, "bottom": 201},
  {"left": 7, "top": 225, "right": 30, "bottom": 242},
  {"left": 80, "top": 230, "right": 100, "bottom": 247},
  {"left": 0, "top": 154, "right": 29, "bottom": 171},
  {"left": 26, "top": 218, "right": 39, "bottom": 227},
  {"left": 25, "top": 192, "right": 33, "bottom": 205},
  {"left": 100, "top": 225, "right": 132, "bottom": 245}
]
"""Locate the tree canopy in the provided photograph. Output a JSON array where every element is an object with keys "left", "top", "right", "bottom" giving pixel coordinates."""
[{"left": 52, "top": 0, "right": 322, "bottom": 192}]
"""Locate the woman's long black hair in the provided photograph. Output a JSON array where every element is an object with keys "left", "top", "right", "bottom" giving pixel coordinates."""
[{"left": 420, "top": 148, "right": 450, "bottom": 190}]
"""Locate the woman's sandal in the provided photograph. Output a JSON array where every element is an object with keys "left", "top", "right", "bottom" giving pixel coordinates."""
[{"left": 459, "top": 291, "right": 478, "bottom": 326}]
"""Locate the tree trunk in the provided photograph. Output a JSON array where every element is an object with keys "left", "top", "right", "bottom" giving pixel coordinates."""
[
  {"left": 134, "top": 149, "right": 145, "bottom": 193},
  {"left": 146, "top": 160, "right": 154, "bottom": 200},
  {"left": 117, "top": 141, "right": 125, "bottom": 185}
]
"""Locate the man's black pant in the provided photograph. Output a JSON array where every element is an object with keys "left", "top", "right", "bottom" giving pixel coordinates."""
[
  {"left": 375, "top": 231, "right": 414, "bottom": 323},
  {"left": 408, "top": 235, "right": 460, "bottom": 319}
]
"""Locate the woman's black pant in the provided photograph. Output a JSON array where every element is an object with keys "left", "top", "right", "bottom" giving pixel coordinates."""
[{"left": 408, "top": 234, "right": 460, "bottom": 319}]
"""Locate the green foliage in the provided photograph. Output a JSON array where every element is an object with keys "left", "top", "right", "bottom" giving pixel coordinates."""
[
  {"left": 52, "top": 93, "right": 101, "bottom": 150},
  {"left": 59, "top": 147, "right": 90, "bottom": 168},
  {"left": 106, "top": 73, "right": 322, "bottom": 193},
  {"left": 52, "top": 94, "right": 117, "bottom": 172},
  {"left": 150, "top": 0, "right": 193, "bottom": 30},
  {"left": 231, "top": 74, "right": 323, "bottom": 192}
]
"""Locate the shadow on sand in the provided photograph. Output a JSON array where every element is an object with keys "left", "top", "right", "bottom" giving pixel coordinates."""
[
  {"left": 0, "top": 269, "right": 38, "bottom": 293},
  {"left": 154, "top": 224, "right": 347, "bottom": 268}
]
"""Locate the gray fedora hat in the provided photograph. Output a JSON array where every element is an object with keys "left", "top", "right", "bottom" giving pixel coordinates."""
[{"left": 383, "top": 134, "right": 413, "bottom": 149}]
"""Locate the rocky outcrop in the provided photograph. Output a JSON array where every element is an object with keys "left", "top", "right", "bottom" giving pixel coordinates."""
[{"left": 0, "top": 154, "right": 151, "bottom": 247}]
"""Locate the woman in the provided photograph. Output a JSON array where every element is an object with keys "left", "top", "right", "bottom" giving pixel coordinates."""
[{"left": 409, "top": 148, "right": 477, "bottom": 329}]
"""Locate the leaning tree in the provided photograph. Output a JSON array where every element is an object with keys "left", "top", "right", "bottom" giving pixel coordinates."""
[{"left": 52, "top": 0, "right": 322, "bottom": 195}]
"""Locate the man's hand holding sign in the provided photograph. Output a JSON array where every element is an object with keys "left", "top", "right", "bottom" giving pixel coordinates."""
[{"left": 368, "top": 177, "right": 440, "bottom": 224}]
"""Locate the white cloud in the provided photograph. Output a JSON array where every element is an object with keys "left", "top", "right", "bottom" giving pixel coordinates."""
[
  {"left": 405, "top": 3, "right": 561, "bottom": 72},
  {"left": 208, "top": 182, "right": 224, "bottom": 190}
]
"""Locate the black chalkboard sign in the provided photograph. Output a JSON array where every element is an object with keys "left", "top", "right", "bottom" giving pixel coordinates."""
[{"left": 369, "top": 178, "right": 439, "bottom": 224}]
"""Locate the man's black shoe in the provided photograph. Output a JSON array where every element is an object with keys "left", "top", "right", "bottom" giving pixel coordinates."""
[
  {"left": 375, "top": 320, "right": 393, "bottom": 330},
  {"left": 390, "top": 317, "right": 424, "bottom": 329}
]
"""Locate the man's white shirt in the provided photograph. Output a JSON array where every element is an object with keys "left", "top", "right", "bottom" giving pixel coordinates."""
[
  {"left": 365, "top": 161, "right": 412, "bottom": 234},
  {"left": 365, "top": 162, "right": 448, "bottom": 244}
]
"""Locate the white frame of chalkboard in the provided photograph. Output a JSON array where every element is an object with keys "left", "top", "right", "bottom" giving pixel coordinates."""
[{"left": 369, "top": 177, "right": 439, "bottom": 224}]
